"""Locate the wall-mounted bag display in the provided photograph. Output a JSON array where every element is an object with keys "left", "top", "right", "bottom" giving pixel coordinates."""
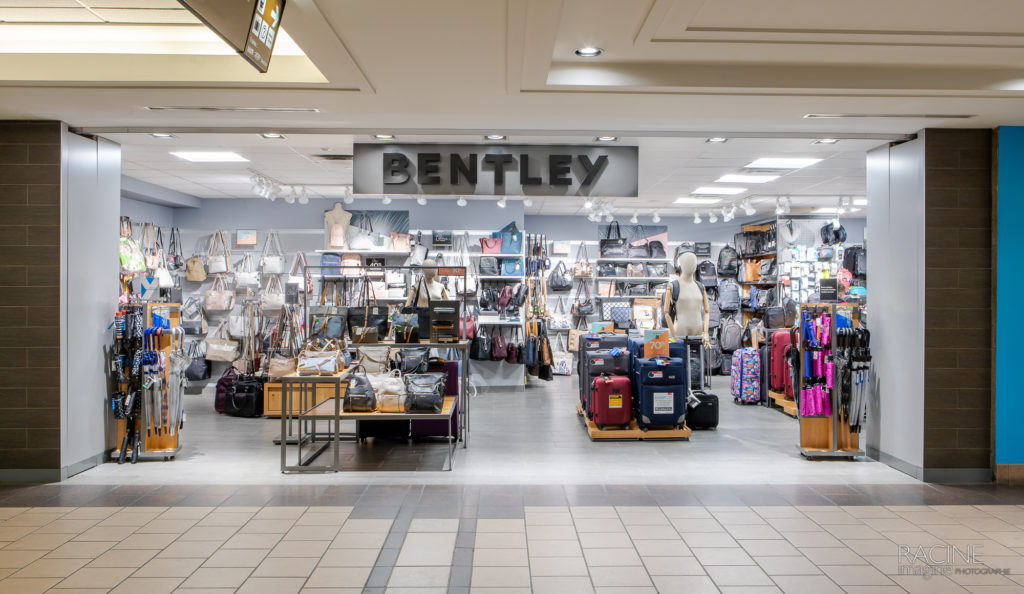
[
  {"left": 391, "top": 230, "right": 413, "bottom": 253},
  {"left": 573, "top": 243, "right": 594, "bottom": 278},
  {"left": 234, "top": 252, "right": 260, "bottom": 288},
  {"left": 601, "top": 297, "right": 632, "bottom": 321},
  {"left": 205, "top": 322, "right": 239, "bottom": 362},
  {"left": 260, "top": 230, "right": 287, "bottom": 274},
  {"left": 548, "top": 261, "right": 573, "bottom": 291},
  {"left": 406, "top": 232, "right": 428, "bottom": 266},
  {"left": 480, "top": 236, "right": 503, "bottom": 254},
  {"left": 645, "top": 263, "right": 668, "bottom": 277},
  {"left": 206, "top": 230, "right": 231, "bottom": 274},
  {"left": 626, "top": 225, "right": 651, "bottom": 258},
  {"left": 626, "top": 263, "right": 645, "bottom": 278},
  {"left": 261, "top": 275, "right": 286, "bottom": 311},
  {"left": 344, "top": 365, "right": 377, "bottom": 412},
  {"left": 470, "top": 326, "right": 491, "bottom": 360},
  {"left": 348, "top": 213, "right": 390, "bottom": 250},
  {"left": 599, "top": 221, "right": 628, "bottom": 257},
  {"left": 184, "top": 340, "right": 211, "bottom": 381},
  {"left": 598, "top": 263, "right": 625, "bottom": 277},
  {"left": 404, "top": 374, "right": 445, "bottom": 413},
  {"left": 497, "top": 222, "right": 523, "bottom": 254},
  {"left": 320, "top": 252, "right": 342, "bottom": 276},
  {"left": 181, "top": 296, "right": 207, "bottom": 335},
  {"left": 166, "top": 227, "right": 184, "bottom": 270},
  {"left": 501, "top": 258, "right": 524, "bottom": 276},
  {"left": 204, "top": 276, "right": 234, "bottom": 311},
  {"left": 618, "top": 281, "right": 649, "bottom": 296},
  {"left": 490, "top": 329, "right": 508, "bottom": 361}
]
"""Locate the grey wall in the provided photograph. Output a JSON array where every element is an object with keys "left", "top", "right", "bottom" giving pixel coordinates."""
[
  {"left": 121, "top": 197, "right": 174, "bottom": 228},
  {"left": 866, "top": 140, "right": 927, "bottom": 476},
  {"left": 62, "top": 132, "right": 121, "bottom": 478}
]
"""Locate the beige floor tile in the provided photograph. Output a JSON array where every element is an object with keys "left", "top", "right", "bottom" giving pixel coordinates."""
[
  {"left": 408, "top": 519, "right": 459, "bottom": 533},
  {"left": 223, "top": 532, "right": 284, "bottom": 549},
  {"left": 921, "top": 524, "right": 985, "bottom": 540},
  {"left": 6, "top": 533, "right": 74, "bottom": 550},
  {"left": 579, "top": 532, "right": 632, "bottom": 549},
  {"left": 471, "top": 566, "right": 531, "bottom": 588},
  {"left": 801, "top": 511, "right": 862, "bottom": 525},
  {"left": 840, "top": 587, "right": 905, "bottom": 594},
  {"left": 61, "top": 508, "right": 121, "bottom": 521},
  {"left": 660, "top": 507, "right": 713, "bottom": 520},
  {"left": 650, "top": 575, "right": 719, "bottom": 594},
  {"left": 861, "top": 518, "right": 919, "bottom": 532},
  {"left": 33, "top": 519, "right": 101, "bottom": 534},
  {"left": 317, "top": 548, "right": 381, "bottom": 567},
  {"left": 476, "top": 519, "right": 525, "bottom": 533},
  {"left": 58, "top": 566, "right": 134, "bottom": 589},
  {"left": 593, "top": 587, "right": 658, "bottom": 594},
  {"left": 216, "top": 506, "right": 263, "bottom": 513},
  {"left": 0, "top": 549, "right": 46, "bottom": 569},
  {"left": 780, "top": 531, "right": 844, "bottom": 548},
  {"left": 642, "top": 556, "right": 705, "bottom": 576},
  {"left": 295, "top": 512, "right": 349, "bottom": 527},
  {"left": 671, "top": 518, "right": 724, "bottom": 533},
  {"left": 179, "top": 526, "right": 238, "bottom": 541},
  {"left": 821, "top": 524, "right": 884, "bottom": 540},
  {"left": 570, "top": 506, "right": 618, "bottom": 519},
  {"left": 681, "top": 532, "right": 737, "bottom": 548},
  {"left": 797, "top": 546, "right": 866, "bottom": 566},
  {"left": 269, "top": 539, "right": 330, "bottom": 558},
  {"left": 388, "top": 565, "right": 450, "bottom": 587},
  {"left": 284, "top": 525, "right": 340, "bottom": 541},
  {"left": 109, "top": 576, "right": 183, "bottom": 594},
  {"left": 253, "top": 507, "right": 307, "bottom": 521},
  {"left": 526, "top": 513, "right": 573, "bottom": 526},
  {"left": 202, "top": 548, "right": 268, "bottom": 568},
  {"left": 526, "top": 525, "right": 577, "bottom": 540},
  {"left": 626, "top": 525, "right": 679, "bottom": 540},
  {"left": 132, "top": 557, "right": 204, "bottom": 578},
  {"left": 726, "top": 525, "right": 783, "bottom": 540},
  {"left": 845, "top": 539, "right": 900, "bottom": 556},
  {"left": 0, "top": 577, "right": 61, "bottom": 593},
  {"left": 617, "top": 512, "right": 670, "bottom": 526},
  {"left": 473, "top": 548, "right": 528, "bottom": 567},
  {"left": 589, "top": 566, "right": 653, "bottom": 587},
  {"left": 584, "top": 547, "right": 643, "bottom": 567},
  {"left": 11, "top": 557, "right": 88, "bottom": 578},
  {"left": 692, "top": 547, "right": 755, "bottom": 566},
  {"left": 156, "top": 506, "right": 213, "bottom": 520},
  {"left": 136, "top": 519, "right": 199, "bottom": 534},
  {"left": 88, "top": 549, "right": 158, "bottom": 568},
  {"left": 820, "top": 564, "right": 895, "bottom": 586},
  {"left": 712, "top": 511, "right": 767, "bottom": 526},
  {"left": 339, "top": 519, "right": 392, "bottom": 533},
  {"left": 755, "top": 555, "right": 821, "bottom": 576},
  {"left": 465, "top": 589, "right": 531, "bottom": 594},
  {"left": 0, "top": 508, "right": 32, "bottom": 520},
  {"left": 738, "top": 539, "right": 800, "bottom": 557},
  {"left": 891, "top": 574, "right": 971, "bottom": 593},
  {"left": 179, "top": 567, "right": 252, "bottom": 589},
  {"left": 113, "top": 533, "right": 179, "bottom": 550},
  {"left": 237, "top": 576, "right": 305, "bottom": 594},
  {"left": 382, "top": 588, "right": 446, "bottom": 594},
  {"left": 531, "top": 575, "right": 594, "bottom": 593},
  {"left": 239, "top": 520, "right": 296, "bottom": 534},
  {"left": 576, "top": 519, "right": 626, "bottom": 533},
  {"left": 45, "top": 540, "right": 116, "bottom": 559},
  {"left": 252, "top": 556, "right": 317, "bottom": 577},
  {"left": 528, "top": 539, "right": 582, "bottom": 557},
  {"left": 197, "top": 512, "right": 254, "bottom": 527},
  {"left": 766, "top": 518, "right": 821, "bottom": 532},
  {"left": 156, "top": 540, "right": 222, "bottom": 559},
  {"left": 304, "top": 566, "right": 372, "bottom": 588},
  {"left": 0, "top": 526, "right": 37, "bottom": 541},
  {"left": 473, "top": 532, "right": 526, "bottom": 549},
  {"left": 0, "top": 569, "right": 15, "bottom": 580},
  {"left": 771, "top": 575, "right": 845, "bottom": 593},
  {"left": 396, "top": 532, "right": 457, "bottom": 566},
  {"left": 842, "top": 506, "right": 897, "bottom": 519},
  {"left": 632, "top": 539, "right": 690, "bottom": 557},
  {"left": 4, "top": 513, "right": 67, "bottom": 527},
  {"left": 861, "top": 554, "right": 901, "bottom": 575},
  {"left": 330, "top": 531, "right": 387, "bottom": 549},
  {"left": 528, "top": 556, "right": 588, "bottom": 576}
]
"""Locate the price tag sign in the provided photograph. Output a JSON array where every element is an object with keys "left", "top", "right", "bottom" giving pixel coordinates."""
[
  {"left": 438, "top": 267, "right": 465, "bottom": 276},
  {"left": 643, "top": 330, "right": 669, "bottom": 358},
  {"left": 590, "top": 322, "right": 614, "bottom": 333}
]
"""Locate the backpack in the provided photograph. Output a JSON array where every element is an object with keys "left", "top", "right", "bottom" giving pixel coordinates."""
[
  {"left": 718, "top": 280, "right": 741, "bottom": 311},
  {"left": 720, "top": 316, "right": 743, "bottom": 351},
  {"left": 820, "top": 222, "right": 847, "bottom": 246},
  {"left": 783, "top": 297, "right": 798, "bottom": 327},
  {"left": 696, "top": 261, "right": 718, "bottom": 288},
  {"left": 717, "top": 245, "right": 739, "bottom": 275},
  {"left": 668, "top": 280, "right": 711, "bottom": 324},
  {"left": 843, "top": 245, "right": 867, "bottom": 276},
  {"left": 706, "top": 300, "right": 721, "bottom": 329},
  {"left": 759, "top": 259, "right": 777, "bottom": 281}
]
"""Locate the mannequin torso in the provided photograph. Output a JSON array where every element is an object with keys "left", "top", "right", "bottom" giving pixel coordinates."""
[
  {"left": 408, "top": 258, "right": 447, "bottom": 306},
  {"left": 664, "top": 252, "right": 710, "bottom": 344},
  {"left": 324, "top": 203, "right": 352, "bottom": 248}
]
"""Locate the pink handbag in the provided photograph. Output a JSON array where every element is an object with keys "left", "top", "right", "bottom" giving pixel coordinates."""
[
  {"left": 480, "top": 237, "right": 503, "bottom": 254},
  {"left": 460, "top": 312, "right": 477, "bottom": 340}
]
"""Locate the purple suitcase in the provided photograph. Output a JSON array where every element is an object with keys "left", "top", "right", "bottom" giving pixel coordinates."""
[{"left": 411, "top": 360, "right": 460, "bottom": 439}]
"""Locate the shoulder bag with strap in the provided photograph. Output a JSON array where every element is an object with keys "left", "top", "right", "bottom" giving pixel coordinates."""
[
  {"left": 260, "top": 230, "right": 287, "bottom": 274},
  {"left": 573, "top": 243, "right": 594, "bottom": 278},
  {"left": 206, "top": 230, "right": 231, "bottom": 274}
]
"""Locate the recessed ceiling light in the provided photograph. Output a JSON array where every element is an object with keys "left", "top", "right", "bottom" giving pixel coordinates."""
[
  {"left": 716, "top": 174, "right": 779, "bottom": 184},
  {"left": 146, "top": 106, "right": 318, "bottom": 112},
  {"left": 485, "top": 134, "right": 507, "bottom": 141},
  {"left": 596, "top": 136, "right": 618, "bottom": 142},
  {"left": 813, "top": 138, "right": 839, "bottom": 145},
  {"left": 261, "top": 132, "right": 285, "bottom": 139},
  {"left": 374, "top": 134, "right": 395, "bottom": 140},
  {"left": 170, "top": 151, "right": 248, "bottom": 163},
  {"left": 745, "top": 158, "right": 823, "bottom": 169},
  {"left": 150, "top": 132, "right": 175, "bottom": 139},
  {"left": 706, "top": 137, "right": 728, "bottom": 143},
  {"left": 574, "top": 47, "right": 603, "bottom": 58},
  {"left": 853, "top": 198, "right": 868, "bottom": 206},
  {"left": 692, "top": 186, "right": 747, "bottom": 196},
  {"left": 674, "top": 197, "right": 723, "bottom": 205}
]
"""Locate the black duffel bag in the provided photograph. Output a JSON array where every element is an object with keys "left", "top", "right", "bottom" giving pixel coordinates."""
[{"left": 224, "top": 375, "right": 264, "bottom": 418}]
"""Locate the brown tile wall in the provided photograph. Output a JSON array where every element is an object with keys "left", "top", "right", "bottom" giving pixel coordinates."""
[
  {"left": 923, "top": 128, "right": 993, "bottom": 470},
  {"left": 0, "top": 121, "right": 62, "bottom": 471}
]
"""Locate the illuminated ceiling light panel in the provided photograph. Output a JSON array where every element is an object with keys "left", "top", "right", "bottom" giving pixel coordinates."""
[
  {"left": 674, "top": 197, "right": 723, "bottom": 205},
  {"left": 691, "top": 186, "right": 747, "bottom": 196},
  {"left": 745, "top": 158, "right": 823, "bottom": 169},
  {"left": 171, "top": 151, "right": 248, "bottom": 162},
  {"left": 715, "top": 174, "right": 779, "bottom": 184}
]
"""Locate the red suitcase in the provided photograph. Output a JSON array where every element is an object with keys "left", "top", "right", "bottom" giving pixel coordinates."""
[
  {"left": 770, "top": 332, "right": 792, "bottom": 393},
  {"left": 590, "top": 374, "right": 632, "bottom": 429}
]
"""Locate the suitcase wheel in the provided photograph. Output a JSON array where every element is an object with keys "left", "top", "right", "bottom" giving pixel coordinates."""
[
  {"left": 596, "top": 424, "right": 604, "bottom": 430},
  {"left": 641, "top": 427, "right": 648, "bottom": 432}
]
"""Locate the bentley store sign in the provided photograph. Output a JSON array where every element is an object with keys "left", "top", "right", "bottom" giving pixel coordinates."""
[{"left": 353, "top": 143, "right": 638, "bottom": 197}]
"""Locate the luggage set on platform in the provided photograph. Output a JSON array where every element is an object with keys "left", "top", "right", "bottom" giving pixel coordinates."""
[
  {"left": 577, "top": 333, "right": 719, "bottom": 430},
  {"left": 728, "top": 329, "right": 796, "bottom": 404}
]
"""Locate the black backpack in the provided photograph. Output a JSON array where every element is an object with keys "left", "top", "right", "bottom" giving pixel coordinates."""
[
  {"left": 696, "top": 261, "right": 718, "bottom": 288},
  {"left": 820, "top": 222, "right": 847, "bottom": 246},
  {"left": 717, "top": 245, "right": 739, "bottom": 275}
]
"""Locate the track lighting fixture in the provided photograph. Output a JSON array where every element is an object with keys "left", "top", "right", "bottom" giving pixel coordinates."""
[
  {"left": 417, "top": 195, "right": 428, "bottom": 206},
  {"left": 456, "top": 196, "right": 467, "bottom": 207},
  {"left": 583, "top": 199, "right": 593, "bottom": 209},
  {"left": 784, "top": 196, "right": 792, "bottom": 214},
  {"left": 523, "top": 197, "right": 533, "bottom": 207},
  {"left": 743, "top": 198, "right": 756, "bottom": 216},
  {"left": 496, "top": 197, "right": 507, "bottom": 208},
  {"left": 297, "top": 187, "right": 309, "bottom": 205},
  {"left": 693, "top": 212, "right": 702, "bottom": 224},
  {"left": 652, "top": 212, "right": 661, "bottom": 223},
  {"left": 836, "top": 196, "right": 846, "bottom": 215},
  {"left": 343, "top": 194, "right": 354, "bottom": 205},
  {"left": 604, "top": 213, "right": 614, "bottom": 223},
  {"left": 708, "top": 211, "right": 718, "bottom": 223},
  {"left": 630, "top": 211, "right": 639, "bottom": 224},
  {"left": 382, "top": 196, "right": 393, "bottom": 205},
  {"left": 775, "top": 197, "right": 785, "bottom": 215}
]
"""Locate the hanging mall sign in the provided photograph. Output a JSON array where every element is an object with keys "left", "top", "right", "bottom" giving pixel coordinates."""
[{"left": 352, "top": 144, "right": 638, "bottom": 197}]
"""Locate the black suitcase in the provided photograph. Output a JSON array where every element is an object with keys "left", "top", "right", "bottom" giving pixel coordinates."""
[
  {"left": 687, "top": 391, "right": 719, "bottom": 429},
  {"left": 720, "top": 353, "right": 732, "bottom": 376},
  {"left": 223, "top": 376, "right": 264, "bottom": 418},
  {"left": 759, "top": 345, "right": 769, "bottom": 403}
]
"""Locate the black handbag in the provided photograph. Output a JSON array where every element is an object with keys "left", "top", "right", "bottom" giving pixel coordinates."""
[
  {"left": 571, "top": 281, "right": 594, "bottom": 316},
  {"left": 470, "top": 326, "right": 491, "bottom": 360},
  {"left": 548, "top": 261, "right": 573, "bottom": 291},
  {"left": 598, "top": 263, "right": 625, "bottom": 277},
  {"left": 394, "top": 346, "right": 430, "bottom": 374},
  {"left": 404, "top": 373, "right": 445, "bottom": 413},
  {"left": 344, "top": 365, "right": 377, "bottom": 412},
  {"left": 626, "top": 225, "right": 651, "bottom": 258},
  {"left": 646, "top": 263, "right": 668, "bottom": 277},
  {"left": 184, "top": 341, "right": 211, "bottom": 381},
  {"left": 432, "top": 230, "right": 453, "bottom": 246},
  {"left": 599, "top": 221, "right": 628, "bottom": 257},
  {"left": 479, "top": 256, "right": 499, "bottom": 276},
  {"left": 348, "top": 281, "right": 389, "bottom": 338},
  {"left": 224, "top": 376, "right": 264, "bottom": 418},
  {"left": 401, "top": 277, "right": 432, "bottom": 338}
]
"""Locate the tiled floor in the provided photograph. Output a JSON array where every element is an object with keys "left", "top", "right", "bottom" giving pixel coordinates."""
[{"left": 1, "top": 501, "right": 1024, "bottom": 592}]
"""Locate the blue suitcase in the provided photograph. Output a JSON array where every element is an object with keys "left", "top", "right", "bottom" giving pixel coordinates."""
[
  {"left": 635, "top": 357, "right": 686, "bottom": 386},
  {"left": 586, "top": 349, "right": 631, "bottom": 376},
  {"left": 637, "top": 384, "right": 687, "bottom": 429}
]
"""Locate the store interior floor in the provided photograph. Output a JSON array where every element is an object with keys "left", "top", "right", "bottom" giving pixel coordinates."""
[{"left": 66, "top": 376, "right": 917, "bottom": 486}]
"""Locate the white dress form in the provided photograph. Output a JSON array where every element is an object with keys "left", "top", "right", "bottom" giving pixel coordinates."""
[
  {"left": 408, "top": 259, "right": 447, "bottom": 307},
  {"left": 324, "top": 203, "right": 352, "bottom": 249},
  {"left": 664, "top": 252, "right": 710, "bottom": 346}
]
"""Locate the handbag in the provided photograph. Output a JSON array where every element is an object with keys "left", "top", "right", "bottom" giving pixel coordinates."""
[
  {"left": 568, "top": 319, "right": 586, "bottom": 353},
  {"left": 185, "top": 239, "right": 207, "bottom": 281},
  {"left": 646, "top": 263, "right": 668, "bottom": 277},
  {"left": 469, "top": 326, "right": 491, "bottom": 360},
  {"left": 404, "top": 373, "right": 445, "bottom": 413},
  {"left": 401, "top": 277, "right": 435, "bottom": 339},
  {"left": 454, "top": 233, "right": 478, "bottom": 295},
  {"left": 571, "top": 281, "right": 594, "bottom": 316},
  {"left": 206, "top": 230, "right": 231, "bottom": 274},
  {"left": 369, "top": 370, "right": 405, "bottom": 412},
  {"left": 626, "top": 225, "right": 652, "bottom": 258},
  {"left": 393, "top": 313, "right": 420, "bottom": 343},
  {"left": 598, "top": 263, "right": 625, "bottom": 277},
  {"left": 573, "top": 243, "right": 594, "bottom": 279},
  {"left": 234, "top": 252, "right": 260, "bottom": 288},
  {"left": 266, "top": 310, "right": 299, "bottom": 378},
  {"left": 602, "top": 297, "right": 631, "bottom": 321},
  {"left": 261, "top": 275, "right": 286, "bottom": 311},
  {"left": 181, "top": 296, "right": 207, "bottom": 335},
  {"left": 139, "top": 223, "right": 160, "bottom": 270},
  {"left": 298, "top": 338, "right": 342, "bottom": 376},
  {"left": 460, "top": 309, "right": 477, "bottom": 340},
  {"left": 357, "top": 346, "right": 392, "bottom": 373},
  {"left": 599, "top": 221, "right": 628, "bottom": 257},
  {"left": 286, "top": 251, "right": 311, "bottom": 295},
  {"left": 551, "top": 335, "right": 572, "bottom": 376},
  {"left": 348, "top": 213, "right": 389, "bottom": 250},
  {"left": 394, "top": 346, "right": 430, "bottom": 374},
  {"left": 501, "top": 258, "right": 524, "bottom": 276},
  {"left": 479, "top": 256, "right": 499, "bottom": 276},
  {"left": 205, "top": 322, "right": 239, "bottom": 362},
  {"left": 341, "top": 253, "right": 363, "bottom": 277},
  {"left": 166, "top": 227, "right": 183, "bottom": 270},
  {"left": 204, "top": 276, "right": 234, "bottom": 311},
  {"left": 261, "top": 230, "right": 287, "bottom": 274},
  {"left": 626, "top": 263, "right": 645, "bottom": 278},
  {"left": 405, "top": 232, "right": 429, "bottom": 266},
  {"left": 228, "top": 309, "right": 248, "bottom": 338},
  {"left": 499, "top": 227, "right": 523, "bottom": 254},
  {"left": 344, "top": 365, "right": 377, "bottom": 412},
  {"left": 184, "top": 340, "right": 211, "bottom": 381},
  {"left": 609, "top": 305, "right": 632, "bottom": 327},
  {"left": 391, "top": 230, "right": 413, "bottom": 253},
  {"left": 548, "top": 261, "right": 573, "bottom": 291},
  {"left": 480, "top": 236, "right": 503, "bottom": 254},
  {"left": 490, "top": 330, "right": 508, "bottom": 361},
  {"left": 350, "top": 282, "right": 388, "bottom": 343},
  {"left": 433, "top": 231, "right": 454, "bottom": 247}
]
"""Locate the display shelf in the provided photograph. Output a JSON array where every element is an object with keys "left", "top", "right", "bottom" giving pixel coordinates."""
[
  {"left": 740, "top": 252, "right": 776, "bottom": 259},
  {"left": 597, "top": 295, "right": 661, "bottom": 300},
  {"left": 315, "top": 249, "right": 412, "bottom": 256},
  {"left": 468, "top": 253, "right": 525, "bottom": 258},
  {"left": 477, "top": 275, "right": 525, "bottom": 280},
  {"left": 740, "top": 281, "right": 777, "bottom": 286},
  {"left": 595, "top": 276, "right": 668, "bottom": 281},
  {"left": 597, "top": 257, "right": 669, "bottom": 263}
]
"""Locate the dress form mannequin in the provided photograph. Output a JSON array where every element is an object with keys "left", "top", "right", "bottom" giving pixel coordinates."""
[
  {"left": 324, "top": 203, "right": 352, "bottom": 249},
  {"left": 407, "top": 258, "right": 448, "bottom": 307},
  {"left": 664, "top": 251, "right": 710, "bottom": 346}
]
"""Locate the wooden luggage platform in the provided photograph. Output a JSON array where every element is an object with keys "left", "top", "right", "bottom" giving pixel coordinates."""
[
  {"left": 576, "top": 403, "right": 691, "bottom": 441},
  {"left": 769, "top": 390, "right": 798, "bottom": 418}
]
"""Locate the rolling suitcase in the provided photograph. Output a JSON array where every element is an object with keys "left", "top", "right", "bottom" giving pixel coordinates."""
[
  {"left": 719, "top": 353, "right": 732, "bottom": 376},
  {"left": 730, "top": 347, "right": 761, "bottom": 403},
  {"left": 770, "top": 332, "right": 793, "bottom": 392},
  {"left": 411, "top": 361, "right": 460, "bottom": 439},
  {"left": 637, "top": 384, "right": 686, "bottom": 429},
  {"left": 579, "top": 333, "right": 629, "bottom": 408},
  {"left": 590, "top": 374, "right": 632, "bottom": 429},
  {"left": 759, "top": 345, "right": 769, "bottom": 403},
  {"left": 635, "top": 357, "right": 686, "bottom": 385},
  {"left": 585, "top": 349, "right": 631, "bottom": 376},
  {"left": 684, "top": 338, "right": 707, "bottom": 390},
  {"left": 687, "top": 391, "right": 719, "bottom": 429}
]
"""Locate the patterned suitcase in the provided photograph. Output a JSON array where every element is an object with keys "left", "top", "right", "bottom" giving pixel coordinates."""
[{"left": 730, "top": 347, "right": 761, "bottom": 403}]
